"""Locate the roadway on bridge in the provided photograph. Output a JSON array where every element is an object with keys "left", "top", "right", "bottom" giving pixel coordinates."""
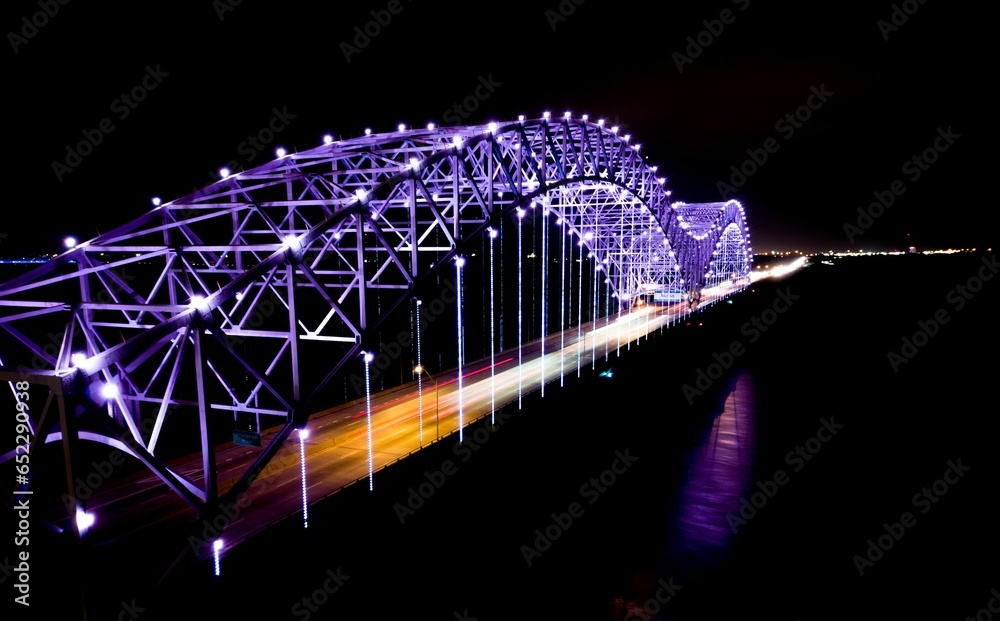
[{"left": 40, "top": 279, "right": 774, "bottom": 560}]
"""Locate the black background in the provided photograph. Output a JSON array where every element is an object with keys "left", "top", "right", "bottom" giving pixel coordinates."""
[{"left": 3, "top": 0, "right": 993, "bottom": 255}]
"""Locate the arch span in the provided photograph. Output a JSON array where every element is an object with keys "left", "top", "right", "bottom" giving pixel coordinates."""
[{"left": 0, "top": 115, "right": 752, "bottom": 523}]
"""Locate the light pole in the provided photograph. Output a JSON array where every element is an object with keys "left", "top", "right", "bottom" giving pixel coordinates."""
[
  {"left": 414, "top": 365, "right": 439, "bottom": 441},
  {"left": 362, "top": 350, "right": 374, "bottom": 491},
  {"left": 297, "top": 428, "right": 309, "bottom": 529}
]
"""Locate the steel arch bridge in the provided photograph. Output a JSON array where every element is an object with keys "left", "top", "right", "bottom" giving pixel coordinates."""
[{"left": 1, "top": 115, "right": 752, "bottom": 537}]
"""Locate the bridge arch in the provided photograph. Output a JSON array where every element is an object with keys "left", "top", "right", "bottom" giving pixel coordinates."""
[{"left": 0, "top": 115, "right": 752, "bottom": 520}]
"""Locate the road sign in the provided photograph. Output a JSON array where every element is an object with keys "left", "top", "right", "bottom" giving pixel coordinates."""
[{"left": 233, "top": 429, "right": 261, "bottom": 447}]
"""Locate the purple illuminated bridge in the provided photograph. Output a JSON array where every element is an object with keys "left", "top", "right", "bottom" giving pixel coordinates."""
[{"left": 1, "top": 115, "right": 752, "bottom": 555}]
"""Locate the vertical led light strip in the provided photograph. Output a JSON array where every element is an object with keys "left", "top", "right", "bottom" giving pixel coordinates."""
[
  {"left": 456, "top": 256, "right": 465, "bottom": 442},
  {"left": 517, "top": 208, "right": 524, "bottom": 408},
  {"left": 592, "top": 261, "right": 599, "bottom": 370},
  {"left": 604, "top": 270, "right": 610, "bottom": 361},
  {"left": 541, "top": 207, "right": 547, "bottom": 396},
  {"left": 560, "top": 217, "right": 566, "bottom": 387},
  {"left": 414, "top": 298, "right": 423, "bottom": 445},
  {"left": 364, "top": 351, "right": 374, "bottom": 490},
  {"left": 213, "top": 539, "right": 223, "bottom": 577},
  {"left": 489, "top": 228, "right": 497, "bottom": 425},
  {"left": 298, "top": 428, "right": 309, "bottom": 529},
  {"left": 577, "top": 235, "right": 583, "bottom": 378}
]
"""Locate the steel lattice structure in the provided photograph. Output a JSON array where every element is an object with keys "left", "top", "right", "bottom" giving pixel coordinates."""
[
  {"left": 1, "top": 115, "right": 752, "bottom": 538},
  {"left": 671, "top": 200, "right": 753, "bottom": 299}
]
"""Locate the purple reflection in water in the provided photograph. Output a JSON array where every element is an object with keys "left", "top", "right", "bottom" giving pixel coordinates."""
[
  {"left": 673, "top": 371, "right": 756, "bottom": 564},
  {"left": 606, "top": 373, "right": 757, "bottom": 620}
]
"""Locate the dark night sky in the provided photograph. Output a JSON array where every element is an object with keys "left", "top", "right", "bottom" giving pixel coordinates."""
[{"left": 3, "top": 0, "right": 992, "bottom": 255}]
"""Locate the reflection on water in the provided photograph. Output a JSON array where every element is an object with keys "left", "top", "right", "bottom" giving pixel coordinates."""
[
  {"left": 609, "top": 372, "right": 756, "bottom": 620},
  {"left": 672, "top": 370, "right": 756, "bottom": 566}
]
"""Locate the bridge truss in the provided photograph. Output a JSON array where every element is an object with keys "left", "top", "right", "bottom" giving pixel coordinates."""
[{"left": 1, "top": 115, "right": 752, "bottom": 543}]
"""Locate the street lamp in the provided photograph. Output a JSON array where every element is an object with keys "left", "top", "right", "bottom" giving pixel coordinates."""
[{"left": 413, "top": 365, "right": 439, "bottom": 441}]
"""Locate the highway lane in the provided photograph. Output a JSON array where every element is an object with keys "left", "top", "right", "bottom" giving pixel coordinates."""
[{"left": 37, "top": 283, "right": 768, "bottom": 559}]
